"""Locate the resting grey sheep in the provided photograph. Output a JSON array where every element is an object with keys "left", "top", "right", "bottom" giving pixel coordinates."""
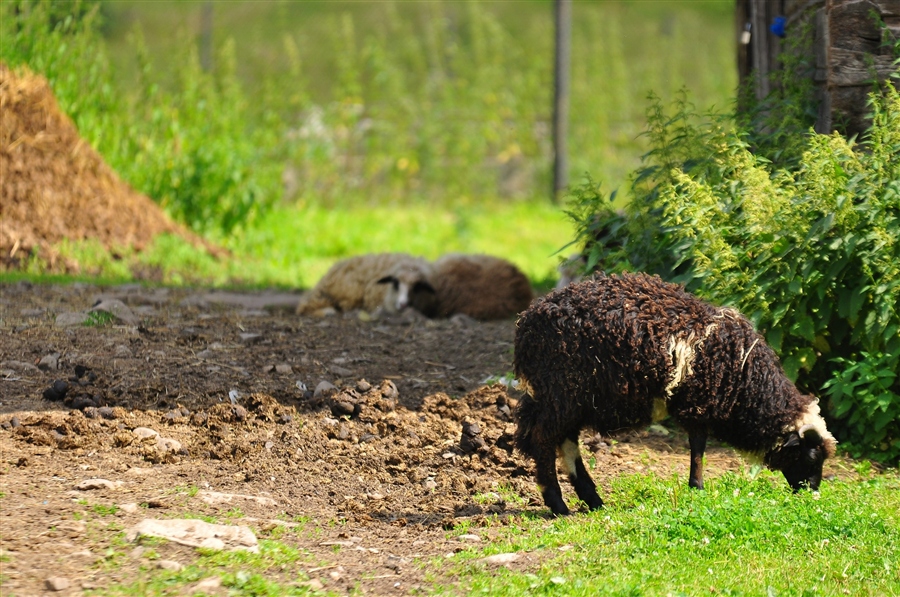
[
  {"left": 415, "top": 253, "right": 533, "bottom": 320},
  {"left": 514, "top": 272, "right": 836, "bottom": 515},
  {"left": 296, "top": 253, "right": 437, "bottom": 317}
]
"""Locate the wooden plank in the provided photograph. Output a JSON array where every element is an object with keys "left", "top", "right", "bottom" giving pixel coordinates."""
[{"left": 829, "top": 48, "right": 899, "bottom": 86}]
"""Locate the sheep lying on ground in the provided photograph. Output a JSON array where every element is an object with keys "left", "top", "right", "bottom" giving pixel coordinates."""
[
  {"left": 514, "top": 272, "right": 836, "bottom": 515},
  {"left": 295, "top": 253, "right": 436, "bottom": 317},
  {"left": 416, "top": 253, "right": 534, "bottom": 320}
]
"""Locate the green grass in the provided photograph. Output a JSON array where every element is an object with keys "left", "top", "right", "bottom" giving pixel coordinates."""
[
  {"left": 444, "top": 471, "right": 900, "bottom": 596},
  {"left": 91, "top": 539, "right": 315, "bottom": 597},
  {"left": 85, "top": 471, "right": 899, "bottom": 596},
  {"left": 7, "top": 201, "right": 573, "bottom": 290}
]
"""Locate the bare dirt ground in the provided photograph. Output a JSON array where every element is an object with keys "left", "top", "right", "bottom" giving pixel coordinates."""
[{"left": 1, "top": 281, "right": 837, "bottom": 596}]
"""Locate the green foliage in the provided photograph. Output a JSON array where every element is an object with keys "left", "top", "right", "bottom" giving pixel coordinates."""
[
  {"left": 1, "top": 0, "right": 736, "bottom": 227},
  {"left": 567, "top": 86, "right": 900, "bottom": 463}
]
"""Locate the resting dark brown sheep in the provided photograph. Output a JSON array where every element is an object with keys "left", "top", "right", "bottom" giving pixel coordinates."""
[
  {"left": 418, "top": 253, "right": 533, "bottom": 320},
  {"left": 514, "top": 272, "right": 836, "bottom": 515}
]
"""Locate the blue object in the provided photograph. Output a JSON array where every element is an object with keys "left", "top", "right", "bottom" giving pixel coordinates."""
[{"left": 770, "top": 16, "right": 787, "bottom": 38}]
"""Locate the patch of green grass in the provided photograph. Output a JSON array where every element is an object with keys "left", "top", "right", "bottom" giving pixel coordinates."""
[
  {"left": 93, "top": 539, "right": 312, "bottom": 597},
  {"left": 473, "top": 484, "right": 528, "bottom": 509},
  {"left": 173, "top": 485, "right": 201, "bottom": 498},
  {"left": 442, "top": 471, "right": 900, "bottom": 596},
  {"left": 83, "top": 310, "right": 116, "bottom": 327},
  {"left": 91, "top": 504, "right": 119, "bottom": 516}
]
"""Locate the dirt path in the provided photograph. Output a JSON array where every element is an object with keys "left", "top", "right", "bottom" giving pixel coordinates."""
[{"left": 1, "top": 281, "right": 769, "bottom": 595}]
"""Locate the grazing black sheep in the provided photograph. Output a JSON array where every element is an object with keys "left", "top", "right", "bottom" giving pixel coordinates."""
[{"left": 514, "top": 272, "right": 836, "bottom": 515}]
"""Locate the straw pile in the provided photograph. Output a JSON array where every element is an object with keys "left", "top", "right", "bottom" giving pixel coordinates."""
[{"left": 0, "top": 63, "right": 204, "bottom": 270}]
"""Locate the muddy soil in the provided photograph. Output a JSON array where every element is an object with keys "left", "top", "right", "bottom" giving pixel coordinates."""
[{"left": 0, "top": 281, "right": 807, "bottom": 596}]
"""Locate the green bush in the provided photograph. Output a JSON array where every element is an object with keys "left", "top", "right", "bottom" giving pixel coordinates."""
[{"left": 567, "top": 85, "right": 900, "bottom": 464}]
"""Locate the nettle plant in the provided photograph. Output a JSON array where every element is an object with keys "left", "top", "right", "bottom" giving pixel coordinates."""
[{"left": 567, "top": 84, "right": 900, "bottom": 464}]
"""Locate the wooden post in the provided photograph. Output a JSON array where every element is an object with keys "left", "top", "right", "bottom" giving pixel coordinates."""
[
  {"left": 552, "top": 0, "right": 571, "bottom": 203},
  {"left": 199, "top": 1, "right": 214, "bottom": 72}
]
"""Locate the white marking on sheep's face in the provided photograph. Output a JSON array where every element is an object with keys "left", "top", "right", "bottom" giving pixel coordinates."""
[
  {"left": 376, "top": 276, "right": 415, "bottom": 313},
  {"left": 558, "top": 439, "right": 580, "bottom": 478},
  {"left": 791, "top": 400, "right": 836, "bottom": 450}
]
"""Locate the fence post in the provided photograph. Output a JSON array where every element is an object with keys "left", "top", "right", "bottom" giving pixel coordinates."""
[{"left": 552, "top": 0, "right": 571, "bottom": 203}]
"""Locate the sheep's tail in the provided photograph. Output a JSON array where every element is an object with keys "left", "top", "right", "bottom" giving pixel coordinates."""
[{"left": 513, "top": 389, "right": 542, "bottom": 458}]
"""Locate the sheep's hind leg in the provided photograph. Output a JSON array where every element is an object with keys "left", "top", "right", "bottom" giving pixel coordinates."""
[
  {"left": 534, "top": 445, "right": 570, "bottom": 516},
  {"left": 687, "top": 429, "right": 707, "bottom": 489},
  {"left": 559, "top": 435, "right": 603, "bottom": 510}
]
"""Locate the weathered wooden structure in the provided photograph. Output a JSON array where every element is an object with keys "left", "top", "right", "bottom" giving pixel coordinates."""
[{"left": 737, "top": 0, "right": 899, "bottom": 137}]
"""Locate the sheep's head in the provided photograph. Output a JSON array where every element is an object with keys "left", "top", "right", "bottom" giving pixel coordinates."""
[
  {"left": 376, "top": 264, "right": 435, "bottom": 314},
  {"left": 772, "top": 426, "right": 827, "bottom": 490}
]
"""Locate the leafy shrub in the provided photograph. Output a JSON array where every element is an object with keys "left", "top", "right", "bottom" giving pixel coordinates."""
[{"left": 567, "top": 84, "right": 900, "bottom": 463}]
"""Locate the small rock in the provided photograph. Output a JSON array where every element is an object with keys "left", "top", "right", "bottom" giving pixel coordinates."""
[
  {"left": 38, "top": 353, "right": 61, "bottom": 372},
  {"left": 56, "top": 520, "right": 86, "bottom": 534},
  {"left": 301, "top": 579, "right": 325, "bottom": 591},
  {"left": 156, "top": 437, "right": 183, "bottom": 453},
  {"left": 479, "top": 552, "right": 521, "bottom": 566},
  {"left": 156, "top": 559, "right": 183, "bottom": 571},
  {"left": 119, "top": 502, "right": 140, "bottom": 514},
  {"left": 314, "top": 381, "right": 337, "bottom": 400},
  {"left": 45, "top": 576, "right": 70, "bottom": 591},
  {"left": 192, "top": 577, "right": 223, "bottom": 593},
  {"left": 75, "top": 478, "right": 122, "bottom": 491},
  {"left": 423, "top": 479, "right": 437, "bottom": 490},
  {"left": 133, "top": 427, "right": 159, "bottom": 440},
  {"left": 91, "top": 299, "right": 139, "bottom": 326},
  {"left": 458, "top": 534, "right": 481, "bottom": 542},
  {"left": 127, "top": 518, "right": 258, "bottom": 552},
  {"left": 1, "top": 360, "right": 39, "bottom": 373},
  {"left": 163, "top": 410, "right": 185, "bottom": 423},
  {"left": 356, "top": 379, "right": 372, "bottom": 392},
  {"left": 239, "top": 333, "right": 263, "bottom": 345},
  {"left": 55, "top": 312, "right": 88, "bottom": 327},
  {"left": 330, "top": 365, "right": 353, "bottom": 377},
  {"left": 275, "top": 364, "right": 293, "bottom": 374},
  {"left": 199, "top": 537, "right": 226, "bottom": 550}
]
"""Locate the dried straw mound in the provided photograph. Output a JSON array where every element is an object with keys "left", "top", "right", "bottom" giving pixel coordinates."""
[{"left": 0, "top": 63, "right": 215, "bottom": 270}]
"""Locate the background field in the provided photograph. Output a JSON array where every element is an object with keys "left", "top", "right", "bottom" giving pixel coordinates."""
[{"left": 1, "top": 0, "right": 738, "bottom": 287}]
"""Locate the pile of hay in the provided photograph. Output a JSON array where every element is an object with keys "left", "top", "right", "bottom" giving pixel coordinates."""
[{"left": 0, "top": 63, "right": 209, "bottom": 271}]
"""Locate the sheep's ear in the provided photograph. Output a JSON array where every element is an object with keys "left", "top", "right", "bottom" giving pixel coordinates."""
[
  {"left": 799, "top": 424, "right": 822, "bottom": 445},
  {"left": 782, "top": 432, "right": 801, "bottom": 449},
  {"left": 413, "top": 281, "right": 436, "bottom": 294},
  {"left": 376, "top": 276, "right": 397, "bottom": 285}
]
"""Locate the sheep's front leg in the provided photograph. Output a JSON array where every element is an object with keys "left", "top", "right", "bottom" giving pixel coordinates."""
[
  {"left": 688, "top": 429, "right": 707, "bottom": 489},
  {"left": 534, "top": 446, "right": 570, "bottom": 516},
  {"left": 559, "top": 435, "right": 603, "bottom": 510}
]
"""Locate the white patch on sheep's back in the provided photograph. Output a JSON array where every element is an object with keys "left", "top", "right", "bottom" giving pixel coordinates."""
[
  {"left": 651, "top": 398, "right": 668, "bottom": 422},
  {"left": 664, "top": 323, "right": 719, "bottom": 397},
  {"left": 792, "top": 400, "right": 837, "bottom": 448},
  {"left": 558, "top": 439, "right": 580, "bottom": 478}
]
